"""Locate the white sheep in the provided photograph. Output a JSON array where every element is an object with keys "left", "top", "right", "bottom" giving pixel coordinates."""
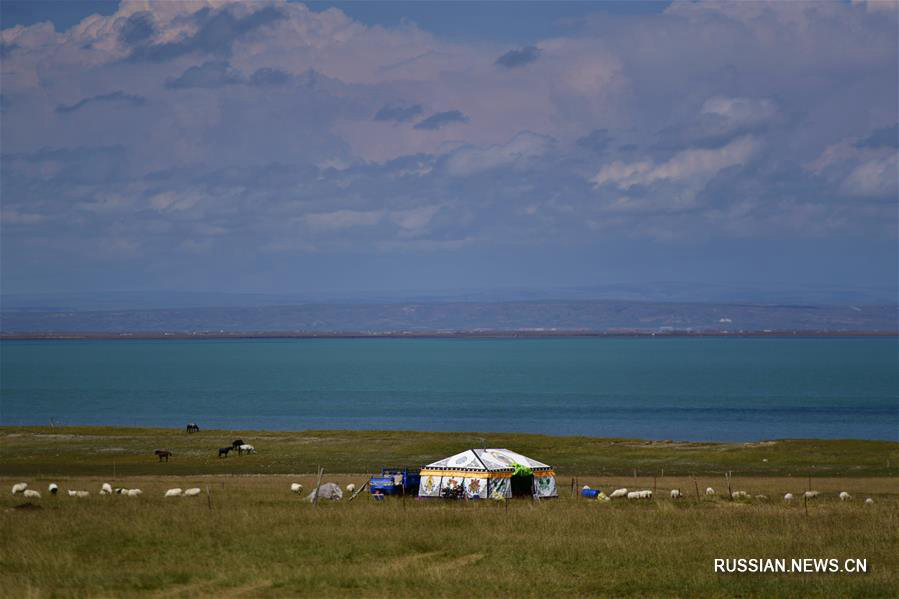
[
  {"left": 11, "top": 482, "right": 28, "bottom": 495},
  {"left": 48, "top": 483, "right": 59, "bottom": 495},
  {"left": 164, "top": 488, "right": 183, "bottom": 497},
  {"left": 609, "top": 488, "right": 628, "bottom": 499},
  {"left": 126, "top": 489, "right": 142, "bottom": 497},
  {"left": 705, "top": 487, "right": 716, "bottom": 496},
  {"left": 839, "top": 491, "right": 852, "bottom": 501},
  {"left": 346, "top": 483, "right": 356, "bottom": 494},
  {"left": 754, "top": 494, "right": 768, "bottom": 501},
  {"left": 670, "top": 489, "right": 682, "bottom": 499},
  {"left": 290, "top": 483, "right": 303, "bottom": 494},
  {"left": 784, "top": 493, "right": 794, "bottom": 502},
  {"left": 238, "top": 444, "right": 256, "bottom": 454},
  {"left": 865, "top": 498, "right": 874, "bottom": 505},
  {"left": 69, "top": 490, "right": 90, "bottom": 497},
  {"left": 731, "top": 491, "right": 750, "bottom": 500},
  {"left": 803, "top": 490, "right": 819, "bottom": 499},
  {"left": 183, "top": 488, "right": 202, "bottom": 497},
  {"left": 627, "top": 490, "right": 652, "bottom": 500},
  {"left": 23, "top": 489, "right": 41, "bottom": 499},
  {"left": 100, "top": 483, "right": 113, "bottom": 495}
]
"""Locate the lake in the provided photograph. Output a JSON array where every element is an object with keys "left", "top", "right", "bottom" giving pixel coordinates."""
[{"left": 0, "top": 337, "right": 896, "bottom": 441}]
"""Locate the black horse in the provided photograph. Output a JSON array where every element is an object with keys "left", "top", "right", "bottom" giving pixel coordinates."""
[
  {"left": 186, "top": 423, "right": 200, "bottom": 433},
  {"left": 155, "top": 449, "right": 172, "bottom": 462},
  {"left": 218, "top": 447, "right": 231, "bottom": 458},
  {"left": 231, "top": 439, "right": 244, "bottom": 450}
]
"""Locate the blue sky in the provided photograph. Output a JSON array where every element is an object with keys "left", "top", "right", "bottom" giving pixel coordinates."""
[{"left": 1, "top": 1, "right": 896, "bottom": 300}]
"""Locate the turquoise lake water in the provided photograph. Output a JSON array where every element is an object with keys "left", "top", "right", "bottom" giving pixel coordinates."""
[{"left": 0, "top": 337, "right": 896, "bottom": 441}]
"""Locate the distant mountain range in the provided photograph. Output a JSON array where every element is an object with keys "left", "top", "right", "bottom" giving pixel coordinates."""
[{"left": 1, "top": 299, "right": 896, "bottom": 335}]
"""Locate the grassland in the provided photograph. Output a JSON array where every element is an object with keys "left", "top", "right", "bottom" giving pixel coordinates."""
[{"left": 1, "top": 427, "right": 897, "bottom": 597}]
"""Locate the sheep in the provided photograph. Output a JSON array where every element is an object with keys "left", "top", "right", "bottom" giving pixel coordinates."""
[
  {"left": 784, "top": 493, "right": 794, "bottom": 502},
  {"left": 346, "top": 483, "right": 356, "bottom": 494},
  {"left": 839, "top": 491, "right": 852, "bottom": 502},
  {"left": 290, "top": 483, "right": 303, "bottom": 494},
  {"left": 23, "top": 489, "right": 41, "bottom": 499},
  {"left": 865, "top": 498, "right": 874, "bottom": 505},
  {"left": 126, "top": 489, "right": 142, "bottom": 497},
  {"left": 731, "top": 491, "right": 750, "bottom": 500},
  {"left": 115, "top": 488, "right": 126, "bottom": 495},
  {"left": 627, "top": 490, "right": 652, "bottom": 500},
  {"left": 183, "top": 488, "right": 202, "bottom": 497},
  {"left": 68, "top": 490, "right": 89, "bottom": 497},
  {"left": 705, "top": 487, "right": 716, "bottom": 496},
  {"left": 803, "top": 490, "right": 819, "bottom": 499},
  {"left": 670, "top": 489, "right": 682, "bottom": 499},
  {"left": 48, "top": 483, "right": 58, "bottom": 495},
  {"left": 11, "top": 482, "right": 28, "bottom": 495},
  {"left": 238, "top": 444, "right": 256, "bottom": 455},
  {"left": 100, "top": 483, "right": 113, "bottom": 495},
  {"left": 609, "top": 488, "right": 628, "bottom": 499},
  {"left": 754, "top": 494, "right": 768, "bottom": 501},
  {"left": 164, "top": 488, "right": 183, "bottom": 497}
]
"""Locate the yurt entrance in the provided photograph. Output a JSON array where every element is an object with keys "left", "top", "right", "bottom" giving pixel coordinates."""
[{"left": 510, "top": 472, "right": 534, "bottom": 497}]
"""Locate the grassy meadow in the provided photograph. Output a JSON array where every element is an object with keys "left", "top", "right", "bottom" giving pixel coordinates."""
[{"left": 1, "top": 427, "right": 897, "bottom": 597}]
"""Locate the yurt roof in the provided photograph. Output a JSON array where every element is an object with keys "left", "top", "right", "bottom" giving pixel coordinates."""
[{"left": 423, "top": 448, "right": 552, "bottom": 473}]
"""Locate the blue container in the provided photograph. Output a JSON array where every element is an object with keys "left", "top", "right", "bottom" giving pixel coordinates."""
[{"left": 581, "top": 488, "right": 601, "bottom": 499}]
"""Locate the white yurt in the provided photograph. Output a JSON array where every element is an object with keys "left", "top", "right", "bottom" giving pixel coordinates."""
[{"left": 418, "top": 448, "right": 557, "bottom": 499}]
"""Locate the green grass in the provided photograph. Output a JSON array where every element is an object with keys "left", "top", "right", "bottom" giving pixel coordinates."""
[
  {"left": 1, "top": 474, "right": 897, "bottom": 598},
  {"left": 1, "top": 426, "right": 897, "bottom": 478},
  {"left": 1, "top": 428, "right": 897, "bottom": 597}
]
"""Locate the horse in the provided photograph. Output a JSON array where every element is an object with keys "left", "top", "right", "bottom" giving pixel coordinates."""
[
  {"left": 186, "top": 423, "right": 200, "bottom": 433},
  {"left": 231, "top": 439, "right": 244, "bottom": 450},
  {"left": 218, "top": 447, "right": 231, "bottom": 458},
  {"left": 154, "top": 449, "right": 172, "bottom": 462}
]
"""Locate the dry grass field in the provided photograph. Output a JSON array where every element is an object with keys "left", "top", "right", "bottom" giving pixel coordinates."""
[{"left": 1, "top": 428, "right": 897, "bottom": 597}]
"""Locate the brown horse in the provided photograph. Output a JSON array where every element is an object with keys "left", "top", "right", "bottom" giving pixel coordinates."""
[{"left": 155, "top": 450, "right": 172, "bottom": 462}]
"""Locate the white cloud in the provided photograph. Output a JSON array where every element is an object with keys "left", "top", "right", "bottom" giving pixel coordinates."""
[
  {"left": 592, "top": 136, "right": 759, "bottom": 189},
  {"left": 445, "top": 131, "right": 555, "bottom": 176}
]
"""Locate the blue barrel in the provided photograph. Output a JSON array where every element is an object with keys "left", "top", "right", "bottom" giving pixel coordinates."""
[{"left": 581, "top": 488, "right": 600, "bottom": 499}]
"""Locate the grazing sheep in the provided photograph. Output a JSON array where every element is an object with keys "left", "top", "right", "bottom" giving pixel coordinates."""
[
  {"left": 670, "top": 489, "right": 682, "bottom": 499},
  {"left": 865, "top": 498, "right": 874, "bottom": 505},
  {"left": 346, "top": 483, "right": 356, "bottom": 494},
  {"left": 803, "top": 490, "right": 819, "bottom": 499},
  {"left": 755, "top": 495, "right": 768, "bottom": 501},
  {"left": 731, "top": 491, "right": 750, "bottom": 500},
  {"left": 48, "top": 483, "right": 58, "bottom": 495},
  {"left": 238, "top": 444, "right": 256, "bottom": 455},
  {"left": 609, "top": 488, "right": 628, "bottom": 499},
  {"left": 183, "top": 488, "right": 202, "bottom": 497},
  {"left": 705, "top": 487, "right": 716, "bottom": 496},
  {"left": 164, "top": 488, "right": 183, "bottom": 497},
  {"left": 126, "top": 489, "right": 142, "bottom": 497},
  {"left": 839, "top": 491, "right": 852, "bottom": 501},
  {"left": 627, "top": 490, "right": 652, "bottom": 500},
  {"left": 68, "top": 490, "right": 90, "bottom": 497},
  {"left": 11, "top": 482, "right": 28, "bottom": 495},
  {"left": 23, "top": 489, "right": 41, "bottom": 499},
  {"left": 290, "top": 483, "right": 303, "bottom": 494},
  {"left": 100, "top": 483, "right": 113, "bottom": 495},
  {"left": 784, "top": 493, "right": 794, "bottom": 502}
]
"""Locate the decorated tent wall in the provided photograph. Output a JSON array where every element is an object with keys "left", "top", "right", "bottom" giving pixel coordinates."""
[{"left": 418, "top": 448, "right": 557, "bottom": 498}]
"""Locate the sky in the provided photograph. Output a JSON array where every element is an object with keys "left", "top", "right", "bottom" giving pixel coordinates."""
[{"left": 1, "top": 0, "right": 897, "bottom": 301}]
